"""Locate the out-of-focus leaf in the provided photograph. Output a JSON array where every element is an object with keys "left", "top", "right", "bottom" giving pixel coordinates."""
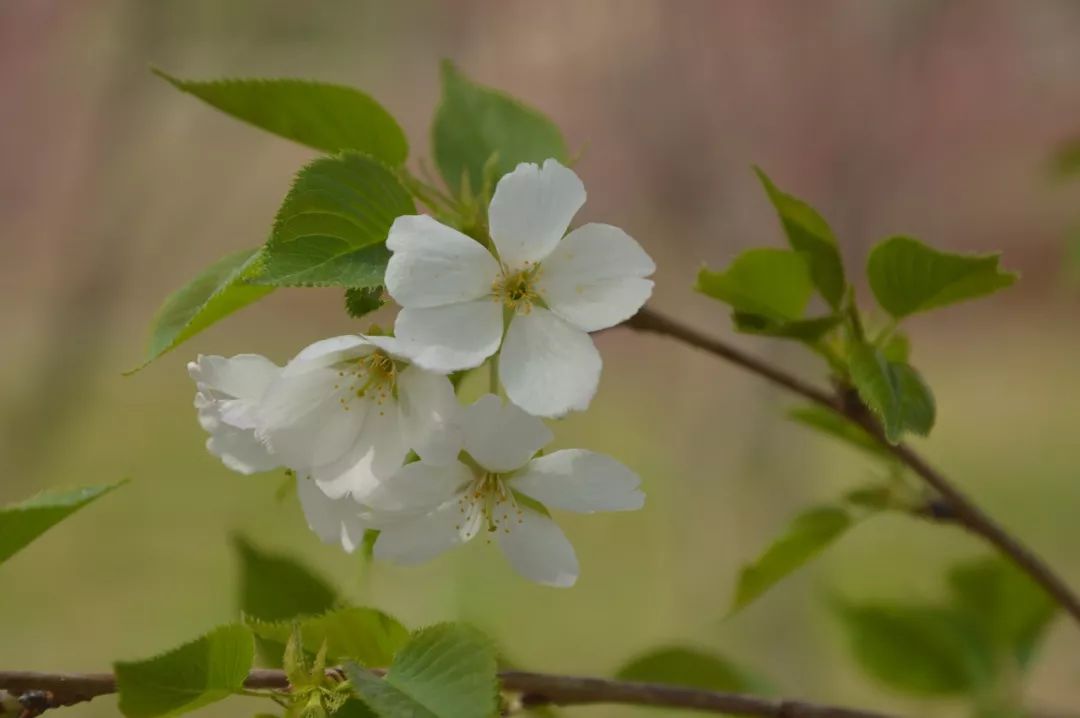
[
  {"left": 879, "top": 331, "right": 910, "bottom": 363},
  {"left": 233, "top": 535, "right": 338, "bottom": 623},
  {"left": 615, "top": 646, "right": 766, "bottom": 694},
  {"left": 0, "top": 481, "right": 126, "bottom": 564},
  {"left": 787, "top": 405, "right": 888, "bottom": 459},
  {"left": 732, "top": 313, "right": 840, "bottom": 342},
  {"left": 866, "top": 236, "right": 1016, "bottom": 319},
  {"left": 1051, "top": 137, "right": 1080, "bottom": 179}
]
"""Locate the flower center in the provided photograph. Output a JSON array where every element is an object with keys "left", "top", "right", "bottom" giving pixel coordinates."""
[
  {"left": 460, "top": 471, "right": 525, "bottom": 535},
  {"left": 334, "top": 349, "right": 398, "bottom": 412},
  {"left": 492, "top": 264, "right": 542, "bottom": 314}
]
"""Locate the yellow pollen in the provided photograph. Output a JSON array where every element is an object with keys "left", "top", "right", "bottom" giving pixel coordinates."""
[
  {"left": 492, "top": 264, "right": 542, "bottom": 313},
  {"left": 336, "top": 349, "right": 399, "bottom": 412}
]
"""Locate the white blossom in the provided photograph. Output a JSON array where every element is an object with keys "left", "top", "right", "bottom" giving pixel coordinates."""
[
  {"left": 295, "top": 474, "right": 371, "bottom": 554},
  {"left": 384, "top": 159, "right": 655, "bottom": 418},
  {"left": 366, "top": 394, "right": 644, "bottom": 587},
  {"left": 256, "top": 334, "right": 461, "bottom": 503}
]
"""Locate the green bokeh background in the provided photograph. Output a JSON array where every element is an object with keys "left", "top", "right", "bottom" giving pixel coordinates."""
[{"left": 3, "top": 2, "right": 1080, "bottom": 715}]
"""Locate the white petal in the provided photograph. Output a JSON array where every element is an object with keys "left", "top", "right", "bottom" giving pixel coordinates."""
[
  {"left": 496, "top": 507, "right": 579, "bottom": 587},
  {"left": 312, "top": 400, "right": 407, "bottom": 501},
  {"left": 462, "top": 394, "right": 552, "bottom": 473},
  {"left": 499, "top": 308, "right": 601, "bottom": 418},
  {"left": 373, "top": 500, "right": 471, "bottom": 565},
  {"left": 488, "top": 159, "right": 585, "bottom": 269},
  {"left": 509, "top": 449, "right": 644, "bottom": 513},
  {"left": 206, "top": 426, "right": 278, "bottom": 475},
  {"left": 385, "top": 215, "right": 500, "bottom": 308},
  {"left": 396, "top": 365, "right": 462, "bottom": 464},
  {"left": 296, "top": 477, "right": 369, "bottom": 553},
  {"left": 283, "top": 335, "right": 372, "bottom": 376},
  {"left": 188, "top": 353, "right": 280, "bottom": 402},
  {"left": 258, "top": 368, "right": 367, "bottom": 470},
  {"left": 393, "top": 300, "right": 503, "bottom": 373},
  {"left": 363, "top": 460, "right": 471, "bottom": 513},
  {"left": 537, "top": 223, "right": 655, "bottom": 332}
]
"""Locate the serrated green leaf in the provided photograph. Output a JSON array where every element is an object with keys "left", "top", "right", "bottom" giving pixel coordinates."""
[
  {"left": 866, "top": 236, "right": 1017, "bottom": 319},
  {"left": 848, "top": 341, "right": 904, "bottom": 443},
  {"left": 138, "top": 248, "right": 271, "bottom": 367},
  {"left": 154, "top": 71, "right": 407, "bottom": 165},
  {"left": 233, "top": 535, "right": 338, "bottom": 623},
  {"left": 249, "top": 606, "right": 409, "bottom": 669},
  {"left": 948, "top": 557, "right": 1057, "bottom": 669},
  {"left": 615, "top": 646, "right": 766, "bottom": 695},
  {"left": 345, "top": 287, "right": 385, "bottom": 319},
  {"left": 432, "top": 61, "right": 569, "bottom": 195},
  {"left": 730, "top": 507, "right": 855, "bottom": 615},
  {"left": 347, "top": 624, "right": 497, "bottom": 718},
  {"left": 787, "top": 405, "right": 888, "bottom": 459},
  {"left": 0, "top": 481, "right": 126, "bottom": 565},
  {"left": 892, "top": 362, "right": 935, "bottom": 436},
  {"left": 754, "top": 168, "right": 846, "bottom": 308},
  {"left": 836, "top": 604, "right": 992, "bottom": 696},
  {"left": 696, "top": 248, "right": 813, "bottom": 321},
  {"left": 732, "top": 313, "right": 840, "bottom": 342},
  {"left": 115, "top": 624, "right": 255, "bottom": 717},
  {"left": 250, "top": 153, "right": 414, "bottom": 288}
]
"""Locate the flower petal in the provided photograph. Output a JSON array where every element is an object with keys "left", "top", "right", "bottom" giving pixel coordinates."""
[
  {"left": 283, "top": 335, "right": 372, "bottom": 375},
  {"left": 188, "top": 353, "right": 281, "bottom": 403},
  {"left": 373, "top": 499, "right": 471, "bottom": 565},
  {"left": 393, "top": 300, "right": 503, "bottom": 373},
  {"left": 296, "top": 477, "right": 369, "bottom": 553},
  {"left": 396, "top": 365, "right": 462, "bottom": 465},
  {"left": 206, "top": 426, "right": 278, "bottom": 475},
  {"left": 385, "top": 215, "right": 500, "bottom": 308},
  {"left": 537, "top": 223, "right": 655, "bottom": 332},
  {"left": 488, "top": 159, "right": 585, "bottom": 269},
  {"left": 462, "top": 394, "right": 552, "bottom": 473},
  {"left": 312, "top": 400, "right": 407, "bottom": 501},
  {"left": 499, "top": 308, "right": 601, "bottom": 418},
  {"left": 510, "top": 449, "right": 644, "bottom": 513},
  {"left": 363, "top": 460, "right": 471, "bottom": 514},
  {"left": 496, "top": 507, "right": 579, "bottom": 587},
  {"left": 258, "top": 368, "right": 367, "bottom": 470}
]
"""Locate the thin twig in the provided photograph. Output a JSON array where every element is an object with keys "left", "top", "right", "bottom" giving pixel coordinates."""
[
  {"left": 624, "top": 306, "right": 1080, "bottom": 626},
  {"left": 0, "top": 669, "right": 897, "bottom": 718}
]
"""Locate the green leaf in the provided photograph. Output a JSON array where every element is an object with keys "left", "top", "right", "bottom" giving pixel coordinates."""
[
  {"left": 0, "top": 481, "right": 126, "bottom": 564},
  {"left": 233, "top": 535, "right": 338, "bottom": 622},
  {"left": 866, "top": 236, "right": 1017, "bottom": 319},
  {"left": 787, "top": 405, "right": 888, "bottom": 459},
  {"left": 249, "top": 606, "right": 409, "bottom": 669},
  {"left": 696, "top": 249, "right": 814, "bottom": 321},
  {"left": 347, "top": 624, "right": 498, "bottom": 718},
  {"left": 732, "top": 313, "right": 840, "bottom": 342},
  {"left": 345, "top": 287, "right": 385, "bottom": 319},
  {"left": 879, "top": 331, "right": 910, "bottom": 363},
  {"left": 138, "top": 248, "right": 271, "bottom": 367},
  {"left": 154, "top": 71, "right": 408, "bottom": 165},
  {"left": 892, "top": 362, "right": 935, "bottom": 436},
  {"left": 848, "top": 341, "right": 903, "bottom": 443},
  {"left": 250, "top": 153, "right": 415, "bottom": 288},
  {"left": 948, "top": 557, "right": 1057, "bottom": 669},
  {"left": 836, "top": 604, "right": 992, "bottom": 696},
  {"left": 1051, "top": 137, "right": 1080, "bottom": 179},
  {"left": 432, "top": 61, "right": 569, "bottom": 195},
  {"left": 730, "top": 506, "right": 855, "bottom": 615},
  {"left": 754, "top": 168, "right": 846, "bottom": 308},
  {"left": 615, "top": 646, "right": 765, "bottom": 694},
  {"left": 115, "top": 624, "right": 255, "bottom": 717}
]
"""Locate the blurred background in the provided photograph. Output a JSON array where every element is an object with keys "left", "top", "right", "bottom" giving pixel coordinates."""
[{"left": 3, "top": 1, "right": 1080, "bottom": 716}]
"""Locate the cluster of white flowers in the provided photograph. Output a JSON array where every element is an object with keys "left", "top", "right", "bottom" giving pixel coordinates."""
[{"left": 189, "top": 159, "right": 655, "bottom": 586}]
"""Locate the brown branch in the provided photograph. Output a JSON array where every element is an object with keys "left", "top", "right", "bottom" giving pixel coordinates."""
[
  {"left": 0, "top": 669, "right": 897, "bottom": 718},
  {"left": 625, "top": 306, "right": 1080, "bottom": 626}
]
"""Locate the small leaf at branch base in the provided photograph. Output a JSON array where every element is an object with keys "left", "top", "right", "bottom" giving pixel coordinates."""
[
  {"left": 154, "top": 71, "right": 408, "bottom": 164},
  {"left": 233, "top": 535, "right": 338, "bottom": 623},
  {"left": 892, "top": 362, "right": 935, "bottom": 437},
  {"left": 848, "top": 341, "right": 936, "bottom": 443},
  {"left": 866, "top": 236, "right": 1017, "bottom": 319},
  {"left": 615, "top": 646, "right": 766, "bottom": 694},
  {"left": 696, "top": 248, "right": 813, "bottom": 321},
  {"left": 732, "top": 312, "right": 840, "bottom": 343},
  {"left": 753, "top": 167, "right": 847, "bottom": 309},
  {"left": 347, "top": 623, "right": 498, "bottom": 718},
  {"left": 249, "top": 606, "right": 409, "bottom": 669},
  {"left": 433, "top": 61, "right": 569, "bottom": 195},
  {"left": 0, "top": 481, "right": 126, "bottom": 564},
  {"left": 250, "top": 153, "right": 415, "bottom": 288},
  {"left": 115, "top": 624, "right": 255, "bottom": 718},
  {"left": 787, "top": 405, "right": 889, "bottom": 459},
  {"left": 138, "top": 248, "right": 271, "bottom": 367},
  {"left": 730, "top": 506, "right": 856, "bottom": 616},
  {"left": 345, "top": 287, "right": 386, "bottom": 319}
]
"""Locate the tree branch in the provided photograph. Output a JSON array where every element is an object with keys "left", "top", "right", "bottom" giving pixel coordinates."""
[
  {"left": 0, "top": 669, "right": 897, "bottom": 718},
  {"left": 625, "top": 306, "right": 1080, "bottom": 626}
]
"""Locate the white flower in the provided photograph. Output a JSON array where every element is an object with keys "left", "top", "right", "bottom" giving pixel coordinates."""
[
  {"left": 256, "top": 335, "right": 460, "bottom": 502},
  {"left": 366, "top": 394, "right": 644, "bottom": 587},
  {"left": 384, "top": 159, "right": 655, "bottom": 418},
  {"left": 296, "top": 475, "right": 370, "bottom": 554},
  {"left": 189, "top": 354, "right": 281, "bottom": 475}
]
